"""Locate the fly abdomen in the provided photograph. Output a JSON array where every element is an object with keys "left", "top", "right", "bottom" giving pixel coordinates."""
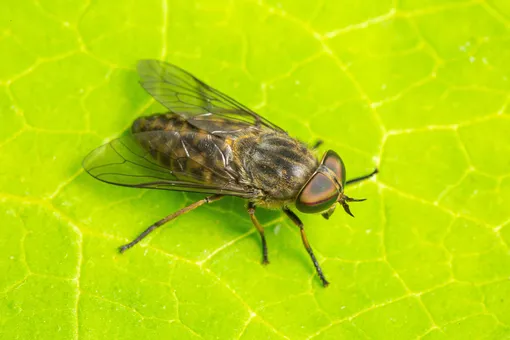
[
  {"left": 131, "top": 113, "right": 238, "bottom": 186},
  {"left": 132, "top": 113, "right": 186, "bottom": 133}
]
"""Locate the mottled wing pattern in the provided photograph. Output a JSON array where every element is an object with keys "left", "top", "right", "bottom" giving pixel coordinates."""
[
  {"left": 82, "top": 130, "right": 256, "bottom": 198},
  {"left": 137, "top": 59, "right": 285, "bottom": 135}
]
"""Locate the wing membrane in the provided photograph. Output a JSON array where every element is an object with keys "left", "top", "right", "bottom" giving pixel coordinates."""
[
  {"left": 83, "top": 131, "right": 256, "bottom": 198},
  {"left": 137, "top": 59, "right": 285, "bottom": 134}
]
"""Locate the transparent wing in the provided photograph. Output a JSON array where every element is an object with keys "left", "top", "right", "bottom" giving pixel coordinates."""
[
  {"left": 137, "top": 59, "right": 285, "bottom": 134},
  {"left": 82, "top": 131, "right": 257, "bottom": 198}
]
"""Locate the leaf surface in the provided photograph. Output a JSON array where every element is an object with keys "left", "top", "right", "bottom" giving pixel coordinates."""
[{"left": 1, "top": 0, "right": 510, "bottom": 339}]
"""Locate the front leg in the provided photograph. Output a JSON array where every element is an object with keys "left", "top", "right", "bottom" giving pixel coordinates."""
[
  {"left": 346, "top": 168, "right": 378, "bottom": 186},
  {"left": 282, "top": 207, "right": 329, "bottom": 287},
  {"left": 311, "top": 139, "right": 323, "bottom": 150}
]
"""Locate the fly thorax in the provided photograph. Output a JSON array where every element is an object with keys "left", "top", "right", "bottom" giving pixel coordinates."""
[{"left": 243, "top": 133, "right": 318, "bottom": 201}]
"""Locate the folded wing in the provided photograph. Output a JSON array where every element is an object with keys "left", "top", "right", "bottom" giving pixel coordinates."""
[
  {"left": 83, "top": 130, "right": 257, "bottom": 198},
  {"left": 137, "top": 59, "right": 285, "bottom": 135}
]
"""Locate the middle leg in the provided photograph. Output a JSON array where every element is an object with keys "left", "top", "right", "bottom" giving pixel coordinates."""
[{"left": 247, "top": 202, "right": 269, "bottom": 265}]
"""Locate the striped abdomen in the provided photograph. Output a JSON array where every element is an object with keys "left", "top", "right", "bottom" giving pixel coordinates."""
[{"left": 131, "top": 114, "right": 238, "bottom": 186}]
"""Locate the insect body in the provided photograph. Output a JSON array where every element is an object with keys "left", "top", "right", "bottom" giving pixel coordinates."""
[{"left": 83, "top": 60, "right": 377, "bottom": 287}]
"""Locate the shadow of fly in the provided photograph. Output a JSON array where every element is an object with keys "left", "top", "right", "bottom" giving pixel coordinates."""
[{"left": 83, "top": 60, "right": 377, "bottom": 287}]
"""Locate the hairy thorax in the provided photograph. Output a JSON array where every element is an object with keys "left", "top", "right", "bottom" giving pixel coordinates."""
[{"left": 233, "top": 132, "right": 319, "bottom": 208}]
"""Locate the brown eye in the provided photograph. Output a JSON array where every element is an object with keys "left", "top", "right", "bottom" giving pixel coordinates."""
[
  {"left": 296, "top": 172, "right": 338, "bottom": 214},
  {"left": 322, "top": 150, "right": 346, "bottom": 187}
]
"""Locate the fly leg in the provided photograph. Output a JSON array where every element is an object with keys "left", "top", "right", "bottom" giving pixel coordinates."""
[
  {"left": 311, "top": 140, "right": 323, "bottom": 150},
  {"left": 346, "top": 168, "right": 378, "bottom": 186},
  {"left": 119, "top": 194, "right": 223, "bottom": 253},
  {"left": 247, "top": 202, "right": 269, "bottom": 264},
  {"left": 282, "top": 207, "right": 329, "bottom": 287}
]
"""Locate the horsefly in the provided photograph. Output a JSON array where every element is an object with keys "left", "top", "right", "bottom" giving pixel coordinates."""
[{"left": 83, "top": 60, "right": 377, "bottom": 286}]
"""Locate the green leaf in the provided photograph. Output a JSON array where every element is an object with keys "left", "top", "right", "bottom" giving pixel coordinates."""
[{"left": 1, "top": 0, "right": 510, "bottom": 339}]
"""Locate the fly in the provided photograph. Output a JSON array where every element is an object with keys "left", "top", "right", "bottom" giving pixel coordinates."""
[{"left": 83, "top": 60, "right": 378, "bottom": 287}]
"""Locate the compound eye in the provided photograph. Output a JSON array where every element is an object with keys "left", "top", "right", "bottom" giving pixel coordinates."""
[
  {"left": 321, "top": 150, "right": 346, "bottom": 188},
  {"left": 296, "top": 172, "right": 338, "bottom": 214}
]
